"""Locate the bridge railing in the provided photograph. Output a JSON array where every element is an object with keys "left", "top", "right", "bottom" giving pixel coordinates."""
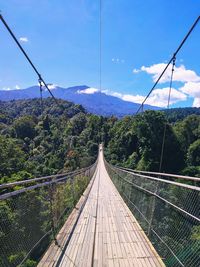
[
  {"left": 117, "top": 166, "right": 200, "bottom": 185},
  {"left": 105, "top": 161, "right": 200, "bottom": 267},
  {"left": 0, "top": 162, "right": 97, "bottom": 266}
]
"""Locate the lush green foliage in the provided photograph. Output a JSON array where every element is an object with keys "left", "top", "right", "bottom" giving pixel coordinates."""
[
  {"left": 107, "top": 165, "right": 200, "bottom": 267},
  {"left": 0, "top": 99, "right": 199, "bottom": 185},
  {"left": 0, "top": 98, "right": 199, "bottom": 265},
  {"left": 0, "top": 98, "right": 109, "bottom": 184},
  {"left": 163, "top": 107, "right": 200, "bottom": 123},
  {"left": 105, "top": 111, "right": 200, "bottom": 177},
  {"left": 0, "top": 172, "right": 93, "bottom": 266}
]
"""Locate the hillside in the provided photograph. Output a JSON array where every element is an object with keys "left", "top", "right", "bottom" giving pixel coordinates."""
[
  {"left": 0, "top": 98, "right": 102, "bottom": 183},
  {"left": 0, "top": 98, "right": 199, "bottom": 186},
  {"left": 0, "top": 85, "right": 160, "bottom": 117},
  {"left": 163, "top": 107, "right": 200, "bottom": 122}
]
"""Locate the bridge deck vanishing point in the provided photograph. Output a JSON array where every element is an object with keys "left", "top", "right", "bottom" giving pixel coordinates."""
[{"left": 39, "top": 146, "right": 165, "bottom": 267}]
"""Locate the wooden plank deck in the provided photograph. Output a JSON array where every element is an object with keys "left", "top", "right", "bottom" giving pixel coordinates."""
[{"left": 39, "top": 146, "right": 165, "bottom": 266}]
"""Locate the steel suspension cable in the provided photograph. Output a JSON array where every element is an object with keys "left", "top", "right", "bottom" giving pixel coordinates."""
[
  {"left": 0, "top": 13, "right": 62, "bottom": 109},
  {"left": 99, "top": 0, "right": 102, "bottom": 92},
  {"left": 136, "top": 16, "right": 200, "bottom": 114}
]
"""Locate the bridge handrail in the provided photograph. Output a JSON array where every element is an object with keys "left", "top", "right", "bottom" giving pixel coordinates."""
[
  {"left": 0, "top": 160, "right": 98, "bottom": 266},
  {"left": 0, "top": 172, "right": 87, "bottom": 200},
  {"left": 108, "top": 164, "right": 200, "bottom": 222},
  {"left": 105, "top": 160, "right": 200, "bottom": 267},
  {"left": 111, "top": 164, "right": 200, "bottom": 192},
  {"left": 0, "top": 164, "right": 95, "bottom": 191},
  {"left": 117, "top": 166, "right": 200, "bottom": 182}
]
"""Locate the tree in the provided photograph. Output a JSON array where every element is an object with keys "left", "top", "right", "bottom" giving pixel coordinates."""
[
  {"left": 134, "top": 111, "right": 184, "bottom": 172},
  {"left": 14, "top": 116, "right": 36, "bottom": 139},
  {"left": 70, "top": 113, "right": 87, "bottom": 135},
  {"left": 174, "top": 115, "right": 200, "bottom": 152},
  {"left": 0, "top": 135, "right": 26, "bottom": 177},
  {"left": 187, "top": 140, "right": 200, "bottom": 166}
]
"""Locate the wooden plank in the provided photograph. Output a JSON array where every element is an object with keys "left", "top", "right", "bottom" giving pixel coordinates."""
[{"left": 39, "top": 148, "right": 165, "bottom": 266}]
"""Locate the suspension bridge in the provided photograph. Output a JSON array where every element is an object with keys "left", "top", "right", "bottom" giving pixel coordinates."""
[
  {"left": 0, "top": 144, "right": 199, "bottom": 266},
  {"left": 0, "top": 10, "right": 200, "bottom": 267}
]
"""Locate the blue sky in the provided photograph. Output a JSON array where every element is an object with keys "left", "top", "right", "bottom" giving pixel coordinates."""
[{"left": 0, "top": 0, "right": 200, "bottom": 107}]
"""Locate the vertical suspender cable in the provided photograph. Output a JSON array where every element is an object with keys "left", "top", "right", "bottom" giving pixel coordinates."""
[
  {"left": 99, "top": 0, "right": 102, "bottom": 93},
  {"left": 99, "top": 0, "right": 102, "bottom": 144},
  {"left": 159, "top": 57, "right": 176, "bottom": 172},
  {"left": 148, "top": 57, "right": 176, "bottom": 235},
  {"left": 38, "top": 77, "right": 43, "bottom": 115}
]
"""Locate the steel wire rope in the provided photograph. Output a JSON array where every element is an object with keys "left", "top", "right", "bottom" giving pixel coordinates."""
[
  {"left": 121, "top": 190, "right": 185, "bottom": 267},
  {"left": 146, "top": 56, "right": 176, "bottom": 240},
  {"left": 110, "top": 166, "right": 200, "bottom": 221},
  {"left": 54, "top": 162, "right": 98, "bottom": 266},
  {"left": 122, "top": 190, "right": 185, "bottom": 267},
  {"left": 159, "top": 56, "right": 176, "bottom": 172},
  {"left": 136, "top": 16, "right": 200, "bottom": 114},
  {"left": 0, "top": 13, "right": 63, "bottom": 110},
  {"left": 0, "top": 165, "right": 97, "bottom": 266},
  {"left": 106, "top": 164, "right": 200, "bottom": 266}
]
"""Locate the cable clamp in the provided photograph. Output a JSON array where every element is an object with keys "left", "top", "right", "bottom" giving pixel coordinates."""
[{"left": 172, "top": 55, "right": 176, "bottom": 72}]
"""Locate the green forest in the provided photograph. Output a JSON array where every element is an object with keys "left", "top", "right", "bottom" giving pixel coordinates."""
[
  {"left": 0, "top": 98, "right": 199, "bottom": 266},
  {"left": 0, "top": 98, "right": 199, "bottom": 186}
]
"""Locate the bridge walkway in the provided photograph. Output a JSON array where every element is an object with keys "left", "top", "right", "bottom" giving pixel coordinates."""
[{"left": 40, "top": 146, "right": 165, "bottom": 266}]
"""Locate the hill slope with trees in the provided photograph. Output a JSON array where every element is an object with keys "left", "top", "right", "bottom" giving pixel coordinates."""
[{"left": 0, "top": 98, "right": 199, "bottom": 186}]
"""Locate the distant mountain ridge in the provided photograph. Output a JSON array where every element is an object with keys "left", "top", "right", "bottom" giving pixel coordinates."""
[{"left": 0, "top": 85, "right": 160, "bottom": 117}]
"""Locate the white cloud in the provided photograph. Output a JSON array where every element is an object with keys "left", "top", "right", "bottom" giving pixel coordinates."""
[
  {"left": 180, "top": 82, "right": 200, "bottom": 97},
  {"left": 103, "top": 87, "right": 186, "bottom": 107},
  {"left": 133, "top": 68, "right": 140, "bottom": 73},
  {"left": 48, "top": 84, "right": 57, "bottom": 90},
  {"left": 111, "top": 88, "right": 186, "bottom": 107},
  {"left": 145, "top": 88, "right": 187, "bottom": 107},
  {"left": 180, "top": 82, "right": 200, "bottom": 107},
  {"left": 19, "top": 37, "right": 28, "bottom": 42},
  {"left": 37, "top": 83, "right": 57, "bottom": 91},
  {"left": 103, "top": 90, "right": 145, "bottom": 104},
  {"left": 77, "top": 87, "right": 99, "bottom": 94},
  {"left": 193, "top": 98, "right": 200, "bottom": 107},
  {"left": 135, "top": 63, "right": 200, "bottom": 84},
  {"left": 1, "top": 85, "right": 20, "bottom": 90},
  {"left": 132, "top": 62, "right": 200, "bottom": 106},
  {"left": 2, "top": 87, "right": 11, "bottom": 91},
  {"left": 111, "top": 58, "right": 125, "bottom": 64},
  {"left": 122, "top": 94, "right": 145, "bottom": 103},
  {"left": 103, "top": 90, "right": 123, "bottom": 99}
]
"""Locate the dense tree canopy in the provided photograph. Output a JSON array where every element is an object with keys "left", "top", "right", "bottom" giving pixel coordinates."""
[
  {"left": 0, "top": 98, "right": 199, "bottom": 266},
  {"left": 0, "top": 98, "right": 199, "bottom": 185},
  {"left": 105, "top": 111, "right": 185, "bottom": 173}
]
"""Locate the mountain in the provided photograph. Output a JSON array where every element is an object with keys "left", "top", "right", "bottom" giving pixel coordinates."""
[{"left": 0, "top": 85, "right": 160, "bottom": 117}]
